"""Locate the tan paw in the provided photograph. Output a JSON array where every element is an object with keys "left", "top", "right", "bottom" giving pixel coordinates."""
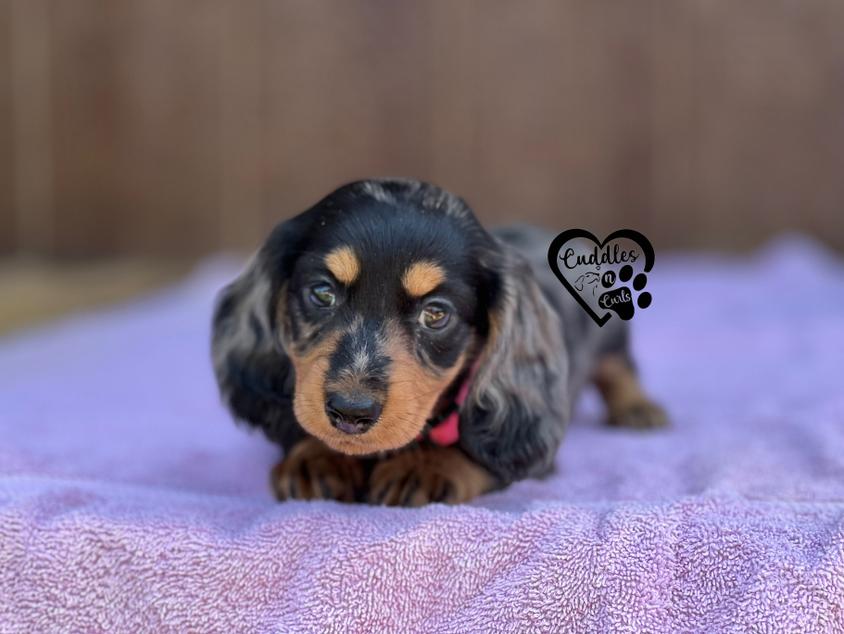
[
  {"left": 594, "top": 356, "right": 668, "bottom": 430},
  {"left": 271, "top": 437, "right": 364, "bottom": 502},
  {"left": 368, "top": 445, "right": 494, "bottom": 507},
  {"left": 608, "top": 398, "right": 669, "bottom": 429}
]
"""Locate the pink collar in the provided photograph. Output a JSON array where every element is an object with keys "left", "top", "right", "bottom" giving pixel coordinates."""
[{"left": 424, "top": 362, "right": 478, "bottom": 446}]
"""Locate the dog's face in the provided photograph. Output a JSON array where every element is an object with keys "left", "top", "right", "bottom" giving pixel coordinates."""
[
  {"left": 276, "top": 193, "right": 490, "bottom": 455},
  {"left": 214, "top": 179, "right": 567, "bottom": 483}
]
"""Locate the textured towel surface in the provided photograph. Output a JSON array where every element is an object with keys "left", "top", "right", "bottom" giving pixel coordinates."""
[{"left": 2, "top": 238, "right": 844, "bottom": 633}]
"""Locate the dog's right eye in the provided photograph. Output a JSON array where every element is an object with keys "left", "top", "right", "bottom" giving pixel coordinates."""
[
  {"left": 308, "top": 283, "right": 336, "bottom": 308},
  {"left": 419, "top": 302, "right": 451, "bottom": 330}
]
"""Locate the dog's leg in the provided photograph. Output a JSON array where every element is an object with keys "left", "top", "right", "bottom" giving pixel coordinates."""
[
  {"left": 368, "top": 445, "right": 495, "bottom": 507},
  {"left": 593, "top": 355, "right": 668, "bottom": 428},
  {"left": 271, "top": 437, "right": 365, "bottom": 502}
]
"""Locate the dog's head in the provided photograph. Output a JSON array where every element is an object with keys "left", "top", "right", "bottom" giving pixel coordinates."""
[{"left": 213, "top": 179, "right": 566, "bottom": 475}]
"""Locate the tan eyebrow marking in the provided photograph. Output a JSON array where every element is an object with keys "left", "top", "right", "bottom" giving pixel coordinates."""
[
  {"left": 325, "top": 246, "right": 360, "bottom": 285},
  {"left": 402, "top": 261, "right": 445, "bottom": 297}
]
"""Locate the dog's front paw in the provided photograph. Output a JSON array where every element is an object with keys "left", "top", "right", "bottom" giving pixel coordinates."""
[
  {"left": 271, "top": 437, "right": 364, "bottom": 502},
  {"left": 368, "top": 445, "right": 493, "bottom": 507}
]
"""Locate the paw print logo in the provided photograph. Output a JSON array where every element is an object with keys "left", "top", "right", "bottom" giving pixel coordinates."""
[
  {"left": 597, "top": 265, "right": 652, "bottom": 321},
  {"left": 548, "top": 228, "right": 656, "bottom": 327}
]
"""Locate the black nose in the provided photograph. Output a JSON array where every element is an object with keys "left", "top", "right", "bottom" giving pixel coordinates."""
[{"left": 325, "top": 393, "right": 382, "bottom": 435}]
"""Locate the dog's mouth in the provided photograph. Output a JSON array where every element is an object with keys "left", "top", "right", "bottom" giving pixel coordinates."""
[
  {"left": 289, "top": 325, "right": 468, "bottom": 455},
  {"left": 296, "top": 375, "right": 469, "bottom": 456},
  {"left": 298, "top": 400, "right": 431, "bottom": 455},
  {"left": 321, "top": 433, "right": 386, "bottom": 456},
  {"left": 291, "top": 368, "right": 431, "bottom": 455},
  {"left": 331, "top": 418, "right": 371, "bottom": 436}
]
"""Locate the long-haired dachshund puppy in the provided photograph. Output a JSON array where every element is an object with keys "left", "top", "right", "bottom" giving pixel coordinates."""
[{"left": 212, "top": 178, "right": 666, "bottom": 506}]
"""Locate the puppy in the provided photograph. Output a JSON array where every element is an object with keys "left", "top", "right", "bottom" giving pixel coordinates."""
[{"left": 211, "top": 178, "right": 666, "bottom": 506}]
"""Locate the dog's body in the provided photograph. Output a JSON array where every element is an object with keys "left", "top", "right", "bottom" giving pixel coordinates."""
[{"left": 212, "top": 179, "right": 665, "bottom": 506}]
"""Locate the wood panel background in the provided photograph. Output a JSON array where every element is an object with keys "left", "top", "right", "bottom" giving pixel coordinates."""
[{"left": 1, "top": 0, "right": 843, "bottom": 258}]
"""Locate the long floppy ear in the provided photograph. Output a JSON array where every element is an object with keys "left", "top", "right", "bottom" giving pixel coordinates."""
[
  {"left": 211, "top": 219, "right": 306, "bottom": 451},
  {"left": 458, "top": 241, "right": 569, "bottom": 485}
]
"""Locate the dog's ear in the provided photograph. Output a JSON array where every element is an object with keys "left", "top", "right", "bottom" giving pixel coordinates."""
[
  {"left": 211, "top": 218, "right": 307, "bottom": 450},
  {"left": 458, "top": 240, "right": 569, "bottom": 485}
]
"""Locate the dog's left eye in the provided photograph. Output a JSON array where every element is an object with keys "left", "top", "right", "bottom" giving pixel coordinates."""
[
  {"left": 308, "top": 283, "right": 336, "bottom": 308},
  {"left": 419, "top": 302, "right": 451, "bottom": 330}
]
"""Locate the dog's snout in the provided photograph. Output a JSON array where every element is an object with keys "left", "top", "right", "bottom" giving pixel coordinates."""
[{"left": 325, "top": 392, "right": 382, "bottom": 435}]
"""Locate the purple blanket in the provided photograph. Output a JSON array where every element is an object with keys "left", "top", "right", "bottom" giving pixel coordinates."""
[{"left": 2, "top": 238, "right": 844, "bottom": 632}]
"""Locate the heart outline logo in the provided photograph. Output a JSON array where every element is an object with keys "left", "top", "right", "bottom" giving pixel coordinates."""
[{"left": 547, "top": 229, "right": 655, "bottom": 327}]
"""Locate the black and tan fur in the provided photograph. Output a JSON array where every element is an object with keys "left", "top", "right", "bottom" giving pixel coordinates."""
[{"left": 212, "top": 178, "right": 666, "bottom": 506}]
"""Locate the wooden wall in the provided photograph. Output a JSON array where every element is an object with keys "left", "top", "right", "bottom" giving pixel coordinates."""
[{"left": 2, "top": 0, "right": 844, "bottom": 258}]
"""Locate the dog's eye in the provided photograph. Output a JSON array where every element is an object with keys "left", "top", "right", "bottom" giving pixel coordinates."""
[
  {"left": 419, "top": 303, "right": 451, "bottom": 330},
  {"left": 308, "top": 283, "right": 336, "bottom": 308}
]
